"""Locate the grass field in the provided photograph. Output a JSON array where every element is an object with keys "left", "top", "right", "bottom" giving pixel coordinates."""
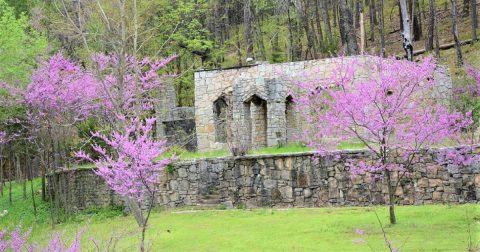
[{"left": 1, "top": 180, "right": 479, "bottom": 251}]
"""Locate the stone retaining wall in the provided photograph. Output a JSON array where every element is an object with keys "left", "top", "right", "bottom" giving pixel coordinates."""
[{"left": 48, "top": 149, "right": 480, "bottom": 213}]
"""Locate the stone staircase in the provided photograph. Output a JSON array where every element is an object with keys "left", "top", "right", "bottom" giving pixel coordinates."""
[{"left": 197, "top": 192, "right": 221, "bottom": 208}]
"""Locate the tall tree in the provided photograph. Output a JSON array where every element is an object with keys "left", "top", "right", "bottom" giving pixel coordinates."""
[
  {"left": 451, "top": 0, "right": 464, "bottom": 66},
  {"left": 318, "top": 0, "right": 333, "bottom": 43},
  {"left": 412, "top": 0, "right": 423, "bottom": 41},
  {"left": 400, "top": 0, "right": 413, "bottom": 61},
  {"left": 244, "top": 0, "right": 255, "bottom": 62},
  {"left": 471, "top": 0, "right": 478, "bottom": 42},
  {"left": 426, "top": 0, "right": 436, "bottom": 51},
  {"left": 293, "top": 0, "right": 317, "bottom": 59},
  {"left": 339, "top": 0, "right": 359, "bottom": 55},
  {"left": 368, "top": 0, "right": 376, "bottom": 42},
  {"left": 377, "top": 0, "right": 385, "bottom": 56}
]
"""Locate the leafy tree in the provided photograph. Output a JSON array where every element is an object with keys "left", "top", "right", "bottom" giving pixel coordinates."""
[{"left": 0, "top": 0, "right": 46, "bottom": 86}]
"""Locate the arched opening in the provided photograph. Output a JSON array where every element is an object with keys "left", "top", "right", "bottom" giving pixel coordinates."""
[
  {"left": 245, "top": 95, "right": 267, "bottom": 148},
  {"left": 213, "top": 97, "right": 228, "bottom": 143},
  {"left": 285, "top": 95, "right": 297, "bottom": 143}
]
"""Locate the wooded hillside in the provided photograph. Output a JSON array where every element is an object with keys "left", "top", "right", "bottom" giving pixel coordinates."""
[{"left": 3, "top": 0, "right": 480, "bottom": 104}]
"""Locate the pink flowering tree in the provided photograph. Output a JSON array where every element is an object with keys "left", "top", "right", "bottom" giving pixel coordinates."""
[
  {"left": 293, "top": 56, "right": 469, "bottom": 224},
  {"left": 76, "top": 118, "right": 175, "bottom": 252},
  {"left": 0, "top": 227, "right": 84, "bottom": 252}
]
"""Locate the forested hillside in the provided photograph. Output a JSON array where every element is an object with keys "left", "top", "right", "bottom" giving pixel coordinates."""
[{"left": 2, "top": 0, "right": 479, "bottom": 106}]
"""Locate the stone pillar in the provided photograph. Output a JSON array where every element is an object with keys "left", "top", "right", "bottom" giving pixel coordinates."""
[
  {"left": 156, "top": 79, "right": 177, "bottom": 139},
  {"left": 266, "top": 78, "right": 288, "bottom": 147}
]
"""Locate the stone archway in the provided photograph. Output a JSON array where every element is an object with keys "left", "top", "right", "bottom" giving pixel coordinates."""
[
  {"left": 213, "top": 97, "right": 228, "bottom": 143},
  {"left": 285, "top": 95, "right": 297, "bottom": 143},
  {"left": 244, "top": 95, "right": 268, "bottom": 148}
]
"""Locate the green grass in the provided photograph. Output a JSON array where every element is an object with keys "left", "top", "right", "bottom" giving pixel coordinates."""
[
  {"left": 165, "top": 142, "right": 365, "bottom": 161},
  {"left": 23, "top": 205, "right": 480, "bottom": 251},
  {"left": 1, "top": 181, "right": 479, "bottom": 251}
]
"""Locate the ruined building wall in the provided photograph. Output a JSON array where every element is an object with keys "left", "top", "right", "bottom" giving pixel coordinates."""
[
  {"left": 194, "top": 57, "right": 453, "bottom": 151},
  {"left": 156, "top": 80, "right": 197, "bottom": 150}
]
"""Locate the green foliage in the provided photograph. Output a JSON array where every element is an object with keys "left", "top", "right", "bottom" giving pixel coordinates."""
[
  {"left": 74, "top": 118, "right": 110, "bottom": 161},
  {"left": 0, "top": 0, "right": 47, "bottom": 86},
  {"left": 173, "top": 71, "right": 195, "bottom": 107}
]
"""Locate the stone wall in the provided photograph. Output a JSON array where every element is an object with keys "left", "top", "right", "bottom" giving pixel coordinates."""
[
  {"left": 194, "top": 57, "right": 453, "bottom": 151},
  {"left": 156, "top": 80, "right": 197, "bottom": 151},
  {"left": 48, "top": 148, "right": 479, "bottom": 212}
]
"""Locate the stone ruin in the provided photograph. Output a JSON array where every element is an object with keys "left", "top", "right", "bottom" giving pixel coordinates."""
[
  {"left": 193, "top": 57, "right": 453, "bottom": 151},
  {"left": 155, "top": 80, "right": 197, "bottom": 151},
  {"left": 155, "top": 57, "right": 452, "bottom": 152}
]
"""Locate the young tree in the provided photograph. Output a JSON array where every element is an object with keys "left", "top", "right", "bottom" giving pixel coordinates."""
[
  {"left": 293, "top": 56, "right": 468, "bottom": 224},
  {"left": 77, "top": 118, "right": 175, "bottom": 252}
]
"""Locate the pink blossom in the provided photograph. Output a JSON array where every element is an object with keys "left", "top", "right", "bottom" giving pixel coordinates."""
[
  {"left": 77, "top": 117, "right": 176, "bottom": 202},
  {"left": 293, "top": 56, "right": 471, "bottom": 174}
]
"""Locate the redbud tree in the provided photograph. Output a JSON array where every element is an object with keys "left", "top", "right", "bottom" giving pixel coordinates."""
[{"left": 293, "top": 56, "right": 469, "bottom": 224}]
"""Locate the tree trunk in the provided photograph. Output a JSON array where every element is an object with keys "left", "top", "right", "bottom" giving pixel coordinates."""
[
  {"left": 315, "top": 0, "right": 324, "bottom": 47},
  {"left": 340, "top": 0, "right": 359, "bottom": 55},
  {"left": 29, "top": 158, "right": 37, "bottom": 220},
  {"left": 386, "top": 172, "right": 397, "bottom": 224},
  {"left": 235, "top": 26, "right": 243, "bottom": 66},
  {"left": 413, "top": 0, "right": 423, "bottom": 41},
  {"left": 426, "top": 0, "right": 436, "bottom": 51},
  {"left": 318, "top": 0, "right": 333, "bottom": 43},
  {"left": 355, "top": 0, "right": 361, "bottom": 28},
  {"left": 294, "top": 0, "right": 318, "bottom": 59},
  {"left": 243, "top": 0, "right": 254, "bottom": 62},
  {"left": 360, "top": 9, "right": 366, "bottom": 53},
  {"left": 369, "top": 0, "right": 376, "bottom": 42},
  {"left": 451, "top": 0, "right": 464, "bottom": 66},
  {"left": 471, "top": 0, "right": 478, "bottom": 42},
  {"left": 378, "top": 0, "right": 385, "bottom": 56},
  {"left": 332, "top": 0, "right": 338, "bottom": 28},
  {"left": 287, "top": 4, "right": 294, "bottom": 61},
  {"left": 464, "top": 0, "right": 470, "bottom": 17},
  {"left": 435, "top": 7, "right": 441, "bottom": 57},
  {"left": 400, "top": 0, "right": 414, "bottom": 60}
]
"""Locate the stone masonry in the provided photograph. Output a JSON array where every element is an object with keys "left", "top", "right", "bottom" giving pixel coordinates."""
[
  {"left": 194, "top": 57, "right": 453, "bottom": 151},
  {"left": 48, "top": 148, "right": 479, "bottom": 212},
  {"left": 156, "top": 80, "right": 197, "bottom": 150}
]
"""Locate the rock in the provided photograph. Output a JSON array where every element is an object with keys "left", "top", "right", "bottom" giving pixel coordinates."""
[
  {"left": 417, "top": 178, "right": 429, "bottom": 188},
  {"left": 304, "top": 188, "right": 312, "bottom": 198},
  {"left": 475, "top": 174, "right": 480, "bottom": 186},
  {"left": 224, "top": 201, "right": 234, "bottom": 209},
  {"left": 433, "top": 191, "right": 442, "bottom": 201},
  {"left": 429, "top": 179, "right": 443, "bottom": 187}
]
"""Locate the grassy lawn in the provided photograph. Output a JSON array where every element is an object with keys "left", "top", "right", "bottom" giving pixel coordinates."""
[
  {"left": 22, "top": 205, "right": 480, "bottom": 252},
  {"left": 165, "top": 142, "right": 365, "bottom": 161},
  {"left": 1, "top": 181, "right": 479, "bottom": 251}
]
